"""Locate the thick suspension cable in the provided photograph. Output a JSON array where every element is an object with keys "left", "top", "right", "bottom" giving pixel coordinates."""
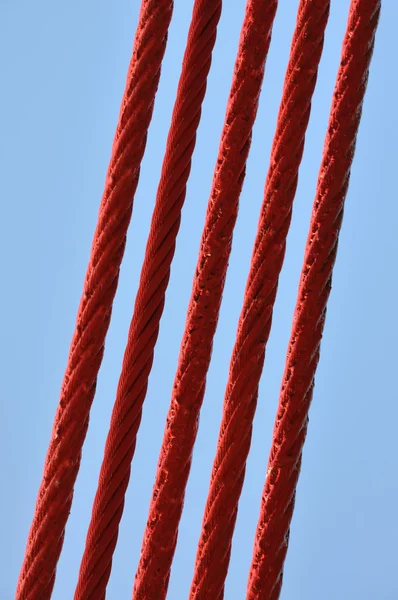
[
  {"left": 190, "top": 1, "right": 330, "bottom": 598},
  {"left": 73, "top": 2, "right": 222, "bottom": 598},
  {"left": 247, "top": 2, "right": 381, "bottom": 598},
  {"left": 16, "top": 2, "right": 173, "bottom": 598},
  {"left": 133, "top": 2, "right": 279, "bottom": 599}
]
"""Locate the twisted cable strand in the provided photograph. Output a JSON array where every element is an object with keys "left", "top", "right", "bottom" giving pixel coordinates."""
[
  {"left": 73, "top": 2, "right": 222, "bottom": 598},
  {"left": 133, "top": 2, "right": 279, "bottom": 599},
  {"left": 247, "top": 2, "right": 381, "bottom": 598},
  {"left": 16, "top": 3, "right": 173, "bottom": 599},
  {"left": 190, "top": 2, "right": 331, "bottom": 598}
]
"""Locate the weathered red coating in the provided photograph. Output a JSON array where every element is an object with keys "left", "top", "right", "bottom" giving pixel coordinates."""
[
  {"left": 16, "top": 3, "right": 173, "bottom": 599},
  {"left": 133, "top": 2, "right": 279, "bottom": 599},
  {"left": 247, "top": 2, "right": 381, "bottom": 598},
  {"left": 190, "top": 1, "right": 331, "bottom": 598},
  {"left": 73, "top": 2, "right": 222, "bottom": 598}
]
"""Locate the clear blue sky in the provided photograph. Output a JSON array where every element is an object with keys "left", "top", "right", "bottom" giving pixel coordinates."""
[{"left": 1, "top": 1, "right": 397, "bottom": 598}]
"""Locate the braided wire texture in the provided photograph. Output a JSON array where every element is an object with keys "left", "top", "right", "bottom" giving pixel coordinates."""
[
  {"left": 16, "top": 3, "right": 173, "bottom": 599},
  {"left": 133, "top": 2, "right": 279, "bottom": 599},
  {"left": 73, "top": 2, "right": 222, "bottom": 598},
  {"left": 190, "top": 2, "right": 331, "bottom": 598},
  {"left": 247, "top": 2, "right": 381, "bottom": 598}
]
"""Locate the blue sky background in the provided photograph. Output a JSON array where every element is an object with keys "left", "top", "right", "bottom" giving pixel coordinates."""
[{"left": 1, "top": 1, "right": 397, "bottom": 598}]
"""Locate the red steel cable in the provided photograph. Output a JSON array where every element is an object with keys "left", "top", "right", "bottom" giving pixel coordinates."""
[
  {"left": 133, "top": 2, "right": 279, "bottom": 599},
  {"left": 247, "top": 2, "right": 381, "bottom": 599},
  {"left": 190, "top": 1, "right": 331, "bottom": 598},
  {"left": 16, "top": 3, "right": 173, "bottom": 599},
  {"left": 73, "top": 2, "right": 222, "bottom": 598}
]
